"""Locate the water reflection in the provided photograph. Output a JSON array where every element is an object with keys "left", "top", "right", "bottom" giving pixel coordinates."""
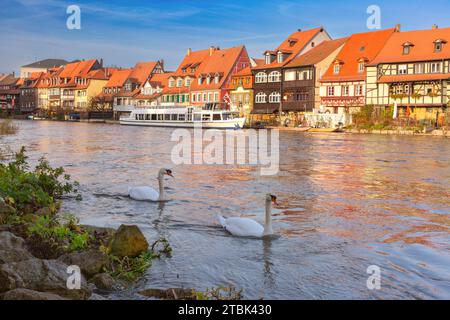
[{"left": 1, "top": 121, "right": 449, "bottom": 299}]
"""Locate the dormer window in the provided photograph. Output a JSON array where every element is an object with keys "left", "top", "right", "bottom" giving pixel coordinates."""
[
  {"left": 214, "top": 75, "right": 220, "bottom": 84},
  {"left": 197, "top": 77, "right": 202, "bottom": 85},
  {"left": 434, "top": 39, "right": 446, "bottom": 52},
  {"left": 176, "top": 78, "right": 183, "bottom": 87},
  {"left": 402, "top": 42, "right": 414, "bottom": 55},
  {"left": 277, "top": 52, "right": 283, "bottom": 63},
  {"left": 206, "top": 76, "right": 211, "bottom": 85},
  {"left": 185, "top": 77, "right": 191, "bottom": 87},
  {"left": 333, "top": 64, "right": 341, "bottom": 75},
  {"left": 358, "top": 62, "right": 365, "bottom": 73},
  {"left": 265, "top": 54, "right": 271, "bottom": 65},
  {"left": 182, "top": 68, "right": 187, "bottom": 74},
  {"left": 168, "top": 78, "right": 175, "bottom": 88}
]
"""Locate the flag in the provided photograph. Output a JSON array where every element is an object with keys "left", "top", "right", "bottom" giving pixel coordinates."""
[{"left": 223, "top": 93, "right": 231, "bottom": 106}]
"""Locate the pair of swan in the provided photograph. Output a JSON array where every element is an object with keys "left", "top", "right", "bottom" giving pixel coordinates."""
[
  {"left": 128, "top": 168, "right": 278, "bottom": 238},
  {"left": 128, "top": 168, "right": 173, "bottom": 201}
]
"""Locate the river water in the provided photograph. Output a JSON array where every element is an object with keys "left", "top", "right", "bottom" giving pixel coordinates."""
[{"left": 1, "top": 120, "right": 449, "bottom": 300}]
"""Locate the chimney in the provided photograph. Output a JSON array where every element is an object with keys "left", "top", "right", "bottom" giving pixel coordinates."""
[
  {"left": 187, "top": 48, "right": 192, "bottom": 56},
  {"left": 395, "top": 24, "right": 401, "bottom": 32},
  {"left": 99, "top": 58, "right": 103, "bottom": 67},
  {"left": 209, "top": 46, "right": 216, "bottom": 56},
  {"left": 159, "top": 59, "right": 164, "bottom": 70},
  {"left": 297, "top": 29, "right": 302, "bottom": 32},
  {"left": 432, "top": 24, "right": 439, "bottom": 30}
]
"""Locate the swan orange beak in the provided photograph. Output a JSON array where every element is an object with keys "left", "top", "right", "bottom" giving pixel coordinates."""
[{"left": 270, "top": 195, "right": 278, "bottom": 206}]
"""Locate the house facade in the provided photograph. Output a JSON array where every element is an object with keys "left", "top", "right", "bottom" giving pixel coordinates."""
[
  {"left": 319, "top": 28, "right": 397, "bottom": 116},
  {"left": 252, "top": 27, "right": 332, "bottom": 122},
  {"left": 0, "top": 74, "right": 21, "bottom": 115},
  {"left": 229, "top": 66, "right": 254, "bottom": 122},
  {"left": 281, "top": 38, "right": 347, "bottom": 125},
  {"left": 366, "top": 25, "right": 450, "bottom": 124},
  {"left": 20, "top": 72, "right": 43, "bottom": 114}
]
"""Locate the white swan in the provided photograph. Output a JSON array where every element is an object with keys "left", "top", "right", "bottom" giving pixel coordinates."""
[
  {"left": 217, "top": 194, "right": 278, "bottom": 238},
  {"left": 128, "top": 168, "right": 173, "bottom": 201}
]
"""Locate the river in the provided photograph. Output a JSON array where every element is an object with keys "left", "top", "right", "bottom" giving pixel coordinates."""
[{"left": 1, "top": 120, "right": 449, "bottom": 299}]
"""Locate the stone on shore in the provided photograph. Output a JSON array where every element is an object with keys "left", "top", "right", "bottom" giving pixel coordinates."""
[
  {"left": 58, "top": 249, "right": 108, "bottom": 278},
  {"left": 0, "top": 232, "right": 34, "bottom": 264},
  {"left": 0, "top": 258, "right": 91, "bottom": 300},
  {"left": 90, "top": 273, "right": 124, "bottom": 291},
  {"left": 2, "top": 288, "right": 67, "bottom": 300},
  {"left": 109, "top": 225, "right": 149, "bottom": 258}
]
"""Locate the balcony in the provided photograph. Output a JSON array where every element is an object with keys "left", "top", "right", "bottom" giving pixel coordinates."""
[{"left": 283, "top": 79, "right": 313, "bottom": 89}]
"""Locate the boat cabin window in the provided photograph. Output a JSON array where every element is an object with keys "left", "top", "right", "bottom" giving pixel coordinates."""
[
  {"left": 157, "top": 114, "right": 163, "bottom": 120},
  {"left": 151, "top": 114, "right": 157, "bottom": 120},
  {"left": 178, "top": 114, "right": 185, "bottom": 121},
  {"left": 171, "top": 114, "right": 177, "bottom": 121},
  {"left": 164, "top": 114, "right": 170, "bottom": 121},
  {"left": 145, "top": 114, "right": 150, "bottom": 120},
  {"left": 213, "top": 113, "right": 221, "bottom": 121},
  {"left": 222, "top": 113, "right": 237, "bottom": 120},
  {"left": 135, "top": 114, "right": 138, "bottom": 120},
  {"left": 194, "top": 114, "right": 201, "bottom": 121},
  {"left": 202, "top": 114, "right": 211, "bottom": 121},
  {"left": 138, "top": 114, "right": 144, "bottom": 120}
]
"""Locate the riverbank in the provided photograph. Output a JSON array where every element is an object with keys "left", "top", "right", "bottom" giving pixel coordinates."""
[{"left": 0, "top": 147, "right": 171, "bottom": 300}]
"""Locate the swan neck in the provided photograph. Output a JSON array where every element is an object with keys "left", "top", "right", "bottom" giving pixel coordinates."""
[
  {"left": 264, "top": 199, "right": 273, "bottom": 235},
  {"left": 158, "top": 174, "right": 164, "bottom": 201}
]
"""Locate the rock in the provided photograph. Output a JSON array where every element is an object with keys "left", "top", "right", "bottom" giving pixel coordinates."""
[
  {"left": 2, "top": 288, "right": 67, "bottom": 300},
  {"left": 0, "top": 258, "right": 91, "bottom": 300},
  {"left": 58, "top": 249, "right": 108, "bottom": 278},
  {"left": 0, "top": 232, "right": 34, "bottom": 264},
  {"left": 89, "top": 293, "right": 108, "bottom": 300},
  {"left": 90, "top": 273, "right": 124, "bottom": 291},
  {"left": 139, "top": 288, "right": 196, "bottom": 300},
  {"left": 109, "top": 225, "right": 149, "bottom": 258}
]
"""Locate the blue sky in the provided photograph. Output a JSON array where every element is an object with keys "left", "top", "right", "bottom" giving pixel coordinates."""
[{"left": 1, "top": 0, "right": 450, "bottom": 74}]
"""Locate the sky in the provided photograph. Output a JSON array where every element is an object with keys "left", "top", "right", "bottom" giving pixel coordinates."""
[{"left": 1, "top": 0, "right": 450, "bottom": 74}]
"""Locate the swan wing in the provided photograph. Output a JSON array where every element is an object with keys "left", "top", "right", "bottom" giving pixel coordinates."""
[
  {"left": 223, "top": 217, "right": 264, "bottom": 238},
  {"left": 129, "top": 186, "right": 159, "bottom": 201}
]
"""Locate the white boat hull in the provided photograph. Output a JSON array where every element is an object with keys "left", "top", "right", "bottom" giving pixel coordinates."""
[{"left": 120, "top": 118, "right": 246, "bottom": 129}]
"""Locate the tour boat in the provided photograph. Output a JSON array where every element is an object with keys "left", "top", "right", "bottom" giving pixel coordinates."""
[{"left": 119, "top": 103, "right": 246, "bottom": 129}]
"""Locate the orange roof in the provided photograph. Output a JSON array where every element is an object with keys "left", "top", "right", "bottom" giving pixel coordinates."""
[
  {"left": 321, "top": 28, "right": 396, "bottom": 82},
  {"left": 104, "top": 69, "right": 132, "bottom": 88},
  {"left": 233, "top": 66, "right": 252, "bottom": 77},
  {"left": 285, "top": 37, "right": 348, "bottom": 68},
  {"left": 190, "top": 46, "right": 246, "bottom": 90},
  {"left": 370, "top": 26, "right": 450, "bottom": 64},
  {"left": 173, "top": 49, "right": 211, "bottom": 77},
  {"left": 254, "top": 27, "right": 326, "bottom": 69},
  {"left": 379, "top": 73, "right": 450, "bottom": 83},
  {"left": 128, "top": 61, "right": 159, "bottom": 83}
]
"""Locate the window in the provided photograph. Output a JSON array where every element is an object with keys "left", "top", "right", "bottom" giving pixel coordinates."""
[
  {"left": 398, "top": 64, "right": 408, "bottom": 75},
  {"left": 178, "top": 114, "right": 185, "bottom": 121},
  {"left": 356, "top": 85, "right": 364, "bottom": 96},
  {"left": 268, "top": 71, "right": 281, "bottom": 82},
  {"left": 277, "top": 52, "right": 283, "bottom": 63},
  {"left": 358, "top": 62, "right": 365, "bottom": 73},
  {"left": 342, "top": 86, "right": 350, "bottom": 96},
  {"left": 414, "top": 63, "right": 425, "bottom": 74},
  {"left": 176, "top": 78, "right": 183, "bottom": 87},
  {"left": 169, "top": 78, "right": 175, "bottom": 88},
  {"left": 206, "top": 77, "right": 211, "bottom": 85},
  {"left": 265, "top": 54, "right": 272, "bottom": 65},
  {"left": 214, "top": 92, "right": 219, "bottom": 102},
  {"left": 431, "top": 62, "right": 442, "bottom": 73},
  {"left": 185, "top": 78, "right": 191, "bottom": 87},
  {"left": 333, "top": 64, "right": 341, "bottom": 74},
  {"left": 327, "top": 86, "right": 334, "bottom": 96},
  {"left": 403, "top": 45, "right": 411, "bottom": 55},
  {"left": 269, "top": 92, "right": 280, "bottom": 103},
  {"left": 285, "top": 70, "right": 296, "bottom": 81},
  {"left": 197, "top": 77, "right": 202, "bottom": 85},
  {"left": 435, "top": 41, "right": 443, "bottom": 52},
  {"left": 192, "top": 94, "right": 196, "bottom": 102},
  {"left": 214, "top": 76, "right": 220, "bottom": 84},
  {"left": 255, "top": 72, "right": 267, "bottom": 83},
  {"left": 213, "top": 114, "right": 221, "bottom": 121},
  {"left": 255, "top": 92, "right": 267, "bottom": 103},
  {"left": 197, "top": 93, "right": 201, "bottom": 102}
]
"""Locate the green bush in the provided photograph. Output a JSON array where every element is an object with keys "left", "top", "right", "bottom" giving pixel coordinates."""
[{"left": 0, "top": 147, "right": 81, "bottom": 214}]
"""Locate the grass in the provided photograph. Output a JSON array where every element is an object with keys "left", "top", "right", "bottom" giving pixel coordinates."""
[{"left": 0, "top": 119, "right": 17, "bottom": 135}]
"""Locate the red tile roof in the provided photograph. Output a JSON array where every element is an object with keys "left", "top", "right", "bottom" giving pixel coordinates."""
[
  {"left": 285, "top": 37, "right": 348, "bottom": 68},
  {"left": 321, "top": 28, "right": 396, "bottom": 82},
  {"left": 254, "top": 27, "right": 326, "bottom": 70},
  {"left": 128, "top": 61, "right": 159, "bottom": 83},
  {"left": 370, "top": 26, "right": 450, "bottom": 65},
  {"left": 104, "top": 69, "right": 132, "bottom": 88}
]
